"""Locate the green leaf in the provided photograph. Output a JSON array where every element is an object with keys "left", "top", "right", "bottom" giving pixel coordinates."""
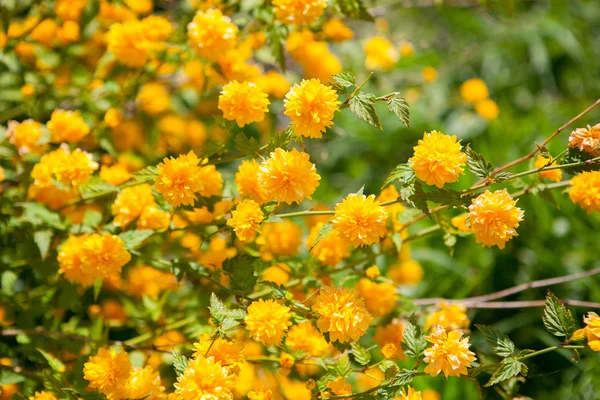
[
  {"left": 350, "top": 342, "right": 371, "bottom": 366},
  {"left": 1, "top": 271, "right": 18, "bottom": 296},
  {"left": 403, "top": 181, "right": 429, "bottom": 215},
  {"left": 485, "top": 357, "right": 527, "bottom": 387},
  {"left": 118, "top": 229, "right": 154, "bottom": 250},
  {"left": 334, "top": 353, "right": 352, "bottom": 377},
  {"left": 268, "top": 23, "right": 287, "bottom": 71},
  {"left": 93, "top": 279, "right": 103, "bottom": 301},
  {"left": 424, "top": 188, "right": 465, "bottom": 207},
  {"left": 401, "top": 316, "right": 427, "bottom": 359},
  {"left": 223, "top": 255, "right": 258, "bottom": 294},
  {"left": 234, "top": 134, "right": 261, "bottom": 155},
  {"left": 349, "top": 92, "right": 382, "bottom": 130},
  {"left": 172, "top": 352, "right": 189, "bottom": 376},
  {"left": 387, "top": 368, "right": 415, "bottom": 387},
  {"left": 561, "top": 148, "right": 600, "bottom": 175},
  {"left": 495, "top": 337, "right": 516, "bottom": 357},
  {"left": 83, "top": 210, "right": 103, "bottom": 228},
  {"left": 18, "top": 203, "right": 66, "bottom": 230},
  {"left": 130, "top": 166, "right": 159, "bottom": 185},
  {"left": 466, "top": 145, "right": 494, "bottom": 179},
  {"left": 335, "top": 0, "right": 374, "bottom": 21},
  {"left": 267, "top": 125, "right": 294, "bottom": 152},
  {"left": 34, "top": 230, "right": 53, "bottom": 260},
  {"left": 378, "top": 359, "right": 397, "bottom": 372},
  {"left": 37, "top": 348, "right": 66, "bottom": 373},
  {"left": 330, "top": 72, "right": 356, "bottom": 93},
  {"left": 475, "top": 325, "right": 516, "bottom": 357},
  {"left": 79, "top": 177, "right": 119, "bottom": 199},
  {"left": 309, "top": 221, "right": 332, "bottom": 252},
  {"left": 316, "top": 372, "right": 336, "bottom": 392},
  {"left": 0, "top": 370, "right": 24, "bottom": 385},
  {"left": 387, "top": 96, "right": 410, "bottom": 127},
  {"left": 382, "top": 163, "right": 415, "bottom": 190},
  {"left": 209, "top": 293, "right": 227, "bottom": 325},
  {"left": 543, "top": 290, "right": 576, "bottom": 338}
]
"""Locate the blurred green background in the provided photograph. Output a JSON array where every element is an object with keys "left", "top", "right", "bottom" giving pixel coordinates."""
[{"left": 303, "top": 1, "right": 600, "bottom": 398}]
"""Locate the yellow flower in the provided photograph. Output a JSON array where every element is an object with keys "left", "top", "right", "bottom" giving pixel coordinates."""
[
  {"left": 20, "top": 83, "right": 35, "bottom": 98},
  {"left": 365, "top": 265, "right": 380, "bottom": 279},
  {"left": 1, "top": 384, "right": 19, "bottom": 400},
  {"left": 388, "top": 260, "right": 423, "bottom": 285},
  {"left": 137, "top": 206, "right": 171, "bottom": 231},
  {"left": 572, "top": 312, "right": 600, "bottom": 351},
  {"left": 327, "top": 377, "right": 352, "bottom": 396},
  {"left": 568, "top": 124, "right": 600, "bottom": 157},
  {"left": 55, "top": 0, "right": 87, "bottom": 21},
  {"left": 284, "top": 79, "right": 340, "bottom": 138},
  {"left": 126, "top": 265, "right": 177, "bottom": 299},
  {"left": 475, "top": 99, "right": 499, "bottom": 120},
  {"left": 356, "top": 278, "right": 397, "bottom": 318},
  {"left": 235, "top": 159, "right": 268, "bottom": 204},
  {"left": 423, "top": 326, "right": 476, "bottom": 378},
  {"left": 399, "top": 40, "right": 415, "bottom": 57},
  {"left": 193, "top": 333, "right": 245, "bottom": 367},
  {"left": 29, "top": 392, "right": 57, "bottom": 400},
  {"left": 81, "top": 234, "right": 132, "bottom": 280},
  {"left": 468, "top": 189, "right": 524, "bottom": 249},
  {"left": 422, "top": 66, "right": 438, "bottom": 82},
  {"left": 227, "top": 200, "right": 264, "bottom": 242},
  {"left": 125, "top": 0, "right": 153, "bottom": 15},
  {"left": 306, "top": 222, "right": 351, "bottom": 266},
  {"left": 57, "top": 21, "right": 80, "bottom": 43},
  {"left": 46, "top": 109, "right": 90, "bottom": 143},
  {"left": 459, "top": 78, "right": 489, "bottom": 104},
  {"left": 124, "top": 366, "right": 165, "bottom": 400},
  {"left": 154, "top": 330, "right": 186, "bottom": 351},
  {"left": 534, "top": 155, "right": 562, "bottom": 182},
  {"left": 451, "top": 214, "right": 470, "bottom": 233},
  {"left": 261, "top": 263, "right": 291, "bottom": 285},
  {"left": 155, "top": 151, "right": 223, "bottom": 207},
  {"left": 395, "top": 386, "right": 422, "bottom": 400},
  {"left": 173, "top": 355, "right": 235, "bottom": 400},
  {"left": 569, "top": 171, "right": 600, "bottom": 213},
  {"left": 364, "top": 37, "right": 398, "bottom": 71},
  {"left": 375, "top": 319, "right": 405, "bottom": 359},
  {"left": 273, "top": 0, "right": 326, "bottom": 26},
  {"left": 422, "top": 390, "right": 441, "bottom": 400},
  {"left": 104, "top": 108, "right": 123, "bottom": 128},
  {"left": 323, "top": 18, "right": 354, "bottom": 42},
  {"left": 312, "top": 286, "right": 373, "bottom": 343},
  {"left": 425, "top": 302, "right": 470, "bottom": 331},
  {"left": 253, "top": 71, "right": 291, "bottom": 99},
  {"left": 136, "top": 82, "right": 170, "bottom": 115},
  {"left": 107, "top": 20, "right": 161, "bottom": 67},
  {"left": 332, "top": 193, "right": 387, "bottom": 247},
  {"left": 6, "top": 120, "right": 47, "bottom": 156},
  {"left": 218, "top": 81, "right": 270, "bottom": 127},
  {"left": 111, "top": 184, "right": 156, "bottom": 228},
  {"left": 256, "top": 221, "right": 302, "bottom": 260},
  {"left": 257, "top": 148, "right": 320, "bottom": 204},
  {"left": 381, "top": 343, "right": 398, "bottom": 359},
  {"left": 83, "top": 348, "right": 131, "bottom": 396},
  {"left": 286, "top": 321, "right": 329, "bottom": 357},
  {"left": 248, "top": 385, "right": 272, "bottom": 400},
  {"left": 100, "top": 164, "right": 131, "bottom": 186},
  {"left": 187, "top": 9, "right": 238, "bottom": 61},
  {"left": 245, "top": 299, "right": 292, "bottom": 346},
  {"left": 409, "top": 131, "right": 467, "bottom": 188},
  {"left": 378, "top": 185, "right": 406, "bottom": 232},
  {"left": 31, "top": 147, "right": 98, "bottom": 189},
  {"left": 286, "top": 33, "right": 341, "bottom": 82},
  {"left": 58, "top": 234, "right": 94, "bottom": 286},
  {"left": 30, "top": 19, "right": 59, "bottom": 46}
]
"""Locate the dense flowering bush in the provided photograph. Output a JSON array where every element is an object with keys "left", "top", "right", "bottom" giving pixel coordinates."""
[{"left": 1, "top": 1, "right": 600, "bottom": 400}]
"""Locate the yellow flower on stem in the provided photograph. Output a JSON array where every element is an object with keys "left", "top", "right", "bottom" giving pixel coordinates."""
[
  {"left": 257, "top": 148, "right": 320, "bottom": 204},
  {"left": 273, "top": 0, "right": 326, "bottom": 26},
  {"left": 409, "top": 131, "right": 467, "bottom": 188},
  {"left": 285, "top": 321, "right": 329, "bottom": 357},
  {"left": 244, "top": 299, "right": 292, "bottom": 346},
  {"left": 395, "top": 386, "right": 422, "bottom": 400},
  {"left": 235, "top": 159, "right": 268, "bottom": 204},
  {"left": 111, "top": 184, "right": 156, "bottom": 228},
  {"left": 468, "top": 189, "right": 524, "bottom": 249},
  {"left": 425, "top": 301, "right": 470, "bottom": 331},
  {"left": 570, "top": 171, "right": 600, "bottom": 213},
  {"left": 83, "top": 348, "right": 131, "bottom": 396},
  {"left": 306, "top": 222, "right": 351, "bottom": 267},
  {"left": 459, "top": 78, "right": 489, "bottom": 104},
  {"left": 218, "top": 81, "right": 270, "bottom": 127},
  {"left": 107, "top": 20, "right": 161, "bottom": 67},
  {"left": 475, "top": 99, "right": 499, "bottom": 120},
  {"left": 187, "top": 9, "right": 238, "bottom": 61},
  {"left": 227, "top": 199, "right": 265, "bottom": 242},
  {"left": 451, "top": 214, "right": 470, "bottom": 233},
  {"left": 192, "top": 333, "right": 245, "bottom": 368},
  {"left": 423, "top": 326, "right": 476, "bottom": 378},
  {"left": 124, "top": 366, "right": 166, "bottom": 400},
  {"left": 568, "top": 124, "right": 600, "bottom": 157},
  {"left": 332, "top": 193, "right": 387, "bottom": 247},
  {"left": 256, "top": 221, "right": 302, "bottom": 259},
  {"left": 29, "top": 392, "right": 58, "bottom": 400},
  {"left": 534, "top": 155, "right": 562, "bottom": 182},
  {"left": 6, "top": 120, "right": 47, "bottom": 156},
  {"left": 284, "top": 79, "right": 340, "bottom": 138},
  {"left": 327, "top": 377, "right": 352, "bottom": 396},
  {"left": 173, "top": 355, "right": 235, "bottom": 400},
  {"left": 323, "top": 18, "right": 354, "bottom": 42},
  {"left": 356, "top": 278, "right": 397, "bottom": 318},
  {"left": 572, "top": 312, "right": 600, "bottom": 351},
  {"left": 312, "top": 286, "right": 373, "bottom": 343}
]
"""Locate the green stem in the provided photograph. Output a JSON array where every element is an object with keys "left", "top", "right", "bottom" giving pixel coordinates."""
[
  {"left": 275, "top": 210, "right": 335, "bottom": 218},
  {"left": 124, "top": 315, "right": 196, "bottom": 346},
  {"left": 404, "top": 224, "right": 441, "bottom": 243},
  {"left": 210, "top": 144, "right": 269, "bottom": 165},
  {"left": 0, "top": 106, "right": 24, "bottom": 123},
  {"left": 518, "top": 344, "right": 585, "bottom": 361}
]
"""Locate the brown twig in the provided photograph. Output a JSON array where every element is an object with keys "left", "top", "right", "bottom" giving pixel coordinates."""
[
  {"left": 413, "top": 267, "right": 600, "bottom": 306},
  {"left": 456, "top": 299, "right": 600, "bottom": 309}
]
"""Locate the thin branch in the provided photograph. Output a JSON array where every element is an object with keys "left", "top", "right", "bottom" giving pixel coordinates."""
[
  {"left": 413, "top": 267, "right": 600, "bottom": 306},
  {"left": 455, "top": 299, "right": 600, "bottom": 309}
]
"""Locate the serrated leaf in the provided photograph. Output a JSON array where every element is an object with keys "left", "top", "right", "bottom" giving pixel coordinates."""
[
  {"left": 334, "top": 353, "right": 352, "bottom": 377},
  {"left": 561, "top": 148, "right": 600, "bottom": 175},
  {"left": 335, "top": 0, "right": 374, "bottom": 21},
  {"left": 220, "top": 316, "right": 240, "bottom": 333},
  {"left": 267, "top": 125, "right": 294, "bottom": 152},
  {"left": 350, "top": 342, "right": 371, "bottom": 366},
  {"left": 387, "top": 96, "right": 410, "bottom": 127},
  {"left": 18, "top": 203, "right": 66, "bottom": 230},
  {"left": 309, "top": 221, "right": 332, "bottom": 252},
  {"left": 234, "top": 134, "right": 261, "bottom": 155},
  {"left": 209, "top": 293, "right": 227, "bottom": 325},
  {"left": 224, "top": 308, "right": 246, "bottom": 320},
  {"left": 425, "top": 188, "right": 465, "bottom": 207},
  {"left": 331, "top": 72, "right": 356, "bottom": 90},
  {"left": 34, "top": 229, "right": 52, "bottom": 260},
  {"left": 387, "top": 368, "right": 415, "bottom": 387},
  {"left": 485, "top": 357, "right": 527, "bottom": 386},
  {"left": 37, "top": 348, "right": 65, "bottom": 373},
  {"left": 378, "top": 359, "right": 397, "bottom": 372},
  {"left": 476, "top": 325, "right": 516, "bottom": 357},
  {"left": 401, "top": 316, "right": 427, "bottom": 359},
  {"left": 79, "top": 177, "right": 119, "bottom": 199},
  {"left": 349, "top": 92, "right": 382, "bottom": 130},
  {"left": 404, "top": 181, "right": 429, "bottom": 215},
  {"left": 466, "top": 145, "right": 494, "bottom": 179},
  {"left": 172, "top": 352, "right": 189, "bottom": 375},
  {"left": 118, "top": 229, "right": 154, "bottom": 250},
  {"left": 495, "top": 337, "right": 516, "bottom": 357},
  {"left": 492, "top": 172, "right": 513, "bottom": 183},
  {"left": 130, "top": 166, "right": 159, "bottom": 185},
  {"left": 268, "top": 23, "right": 286, "bottom": 71},
  {"left": 316, "top": 372, "right": 335, "bottom": 392},
  {"left": 223, "top": 255, "right": 258, "bottom": 294},
  {"left": 382, "top": 163, "right": 415, "bottom": 190},
  {"left": 543, "top": 290, "right": 576, "bottom": 337},
  {"left": 83, "top": 210, "right": 103, "bottom": 228}
]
